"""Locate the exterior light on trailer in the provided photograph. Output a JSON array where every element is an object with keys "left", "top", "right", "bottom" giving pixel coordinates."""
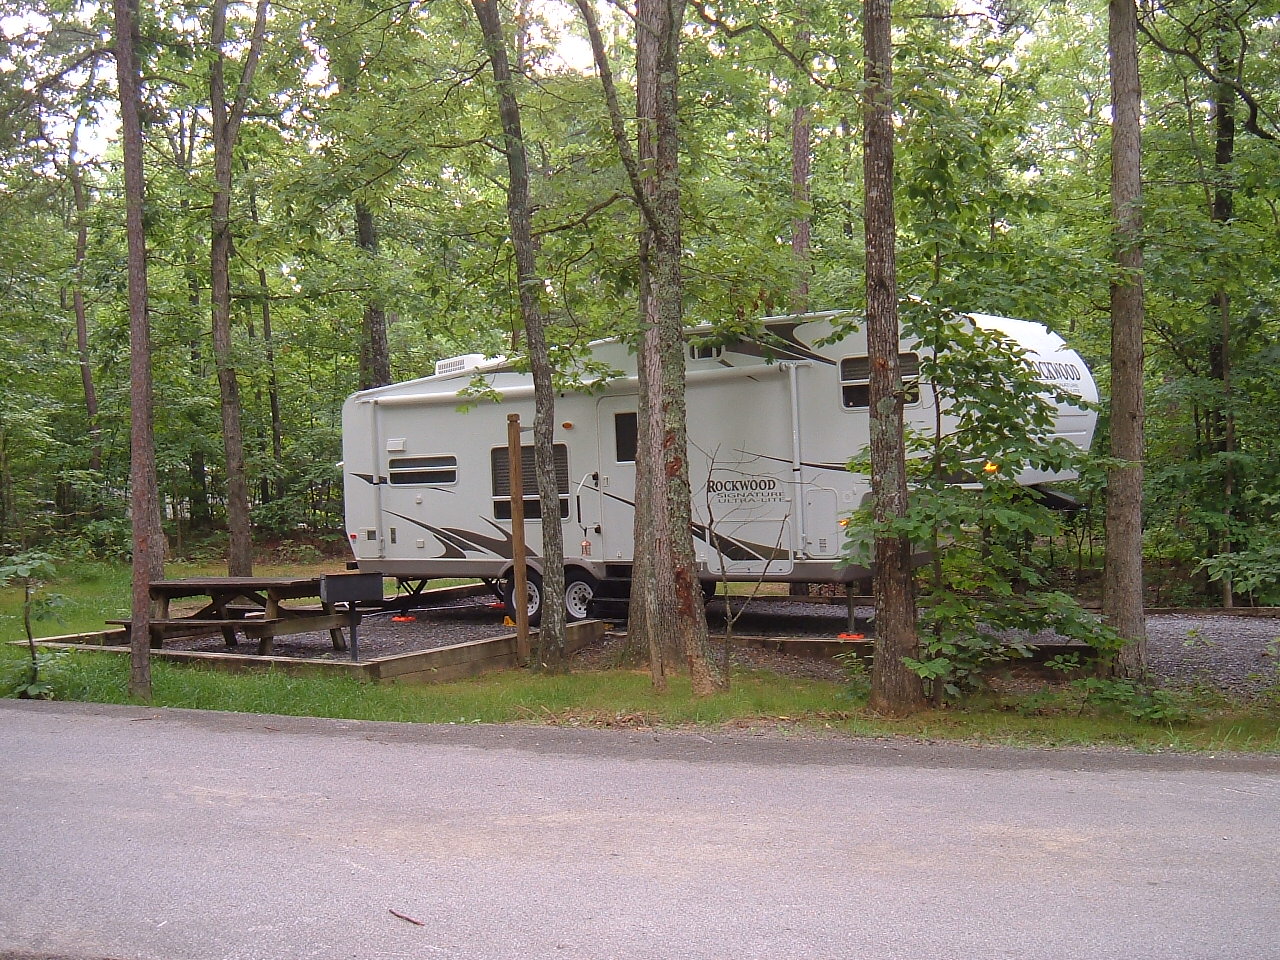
[
  {"left": 562, "top": 421, "right": 574, "bottom": 430},
  {"left": 838, "top": 517, "right": 851, "bottom": 527},
  {"left": 983, "top": 461, "right": 1000, "bottom": 474},
  {"left": 349, "top": 533, "right": 357, "bottom": 540}
]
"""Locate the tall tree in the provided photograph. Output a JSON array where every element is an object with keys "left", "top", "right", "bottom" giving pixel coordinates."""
[
  {"left": 1207, "top": 30, "right": 1237, "bottom": 607},
  {"left": 864, "top": 0, "right": 925, "bottom": 714},
  {"left": 53, "top": 75, "right": 105, "bottom": 484},
  {"left": 790, "top": 29, "right": 812, "bottom": 313},
  {"left": 354, "top": 201, "right": 391, "bottom": 389},
  {"left": 643, "top": 0, "right": 722, "bottom": 693},
  {"left": 1104, "top": 0, "right": 1147, "bottom": 676},
  {"left": 113, "top": 0, "right": 164, "bottom": 700},
  {"left": 209, "top": 0, "right": 269, "bottom": 576},
  {"left": 470, "top": 0, "right": 567, "bottom": 667},
  {"left": 578, "top": 0, "right": 722, "bottom": 692},
  {"left": 331, "top": 48, "right": 391, "bottom": 391}
]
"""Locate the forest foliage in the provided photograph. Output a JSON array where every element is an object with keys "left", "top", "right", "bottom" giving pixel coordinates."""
[{"left": 0, "top": 0, "right": 1277, "bottom": 602}]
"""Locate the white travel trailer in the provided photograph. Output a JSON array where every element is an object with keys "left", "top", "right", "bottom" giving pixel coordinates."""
[{"left": 341, "top": 311, "right": 1098, "bottom": 622}]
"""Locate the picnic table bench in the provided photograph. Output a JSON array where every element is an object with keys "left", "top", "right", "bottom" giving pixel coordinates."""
[{"left": 111, "top": 574, "right": 385, "bottom": 658}]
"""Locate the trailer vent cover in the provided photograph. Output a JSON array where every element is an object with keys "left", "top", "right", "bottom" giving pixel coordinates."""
[{"left": 435, "top": 354, "right": 488, "bottom": 377}]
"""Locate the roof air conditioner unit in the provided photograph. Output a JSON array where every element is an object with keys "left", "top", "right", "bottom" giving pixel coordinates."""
[{"left": 434, "top": 354, "right": 488, "bottom": 377}]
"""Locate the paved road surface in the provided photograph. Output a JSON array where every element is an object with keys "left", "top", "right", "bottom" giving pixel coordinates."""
[{"left": 2, "top": 700, "right": 1277, "bottom": 960}]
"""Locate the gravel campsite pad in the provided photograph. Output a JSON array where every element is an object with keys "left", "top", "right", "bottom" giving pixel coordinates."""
[
  {"left": 1145, "top": 614, "right": 1280, "bottom": 695},
  {"left": 161, "top": 595, "right": 514, "bottom": 660},
  {"left": 161, "top": 595, "right": 1280, "bottom": 696}
]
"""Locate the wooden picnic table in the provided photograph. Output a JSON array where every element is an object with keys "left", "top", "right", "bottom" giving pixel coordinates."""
[{"left": 140, "top": 575, "right": 372, "bottom": 657}]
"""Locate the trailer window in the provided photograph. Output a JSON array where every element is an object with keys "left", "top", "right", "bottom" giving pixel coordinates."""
[
  {"left": 490, "top": 444, "right": 571, "bottom": 520},
  {"left": 614, "top": 412, "right": 637, "bottom": 463},
  {"left": 388, "top": 455, "right": 457, "bottom": 485},
  {"left": 840, "top": 353, "right": 920, "bottom": 408}
]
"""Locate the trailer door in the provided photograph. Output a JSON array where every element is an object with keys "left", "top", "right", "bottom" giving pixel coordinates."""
[{"left": 596, "top": 396, "right": 639, "bottom": 562}]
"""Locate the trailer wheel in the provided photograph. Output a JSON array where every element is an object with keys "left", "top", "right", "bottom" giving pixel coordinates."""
[
  {"left": 563, "top": 570, "right": 598, "bottom": 622},
  {"left": 504, "top": 568, "right": 544, "bottom": 627}
]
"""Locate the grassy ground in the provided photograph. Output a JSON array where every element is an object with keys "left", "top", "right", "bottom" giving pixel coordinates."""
[
  {"left": 3, "top": 560, "right": 1278, "bottom": 753},
  {"left": 2, "top": 642, "right": 1277, "bottom": 753}
]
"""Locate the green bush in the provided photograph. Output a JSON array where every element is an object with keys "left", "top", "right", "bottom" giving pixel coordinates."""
[{"left": 843, "top": 305, "right": 1120, "bottom": 700}]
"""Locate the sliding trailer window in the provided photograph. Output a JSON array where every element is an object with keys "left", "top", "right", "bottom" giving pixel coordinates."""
[
  {"left": 490, "top": 444, "right": 570, "bottom": 520},
  {"left": 839, "top": 353, "right": 920, "bottom": 408},
  {"left": 387, "top": 455, "right": 458, "bottom": 485}
]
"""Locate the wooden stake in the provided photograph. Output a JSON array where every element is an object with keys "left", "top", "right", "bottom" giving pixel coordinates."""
[{"left": 507, "top": 413, "right": 531, "bottom": 665}]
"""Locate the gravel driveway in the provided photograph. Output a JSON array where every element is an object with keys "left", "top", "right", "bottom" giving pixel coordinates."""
[{"left": 163, "top": 594, "right": 1280, "bottom": 696}]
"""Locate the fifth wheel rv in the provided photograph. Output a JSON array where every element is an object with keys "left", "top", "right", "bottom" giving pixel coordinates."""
[{"left": 341, "top": 311, "right": 1098, "bottom": 622}]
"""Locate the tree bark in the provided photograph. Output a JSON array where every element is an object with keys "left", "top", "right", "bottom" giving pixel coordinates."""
[
  {"left": 1103, "top": 0, "right": 1147, "bottom": 676},
  {"left": 69, "top": 165, "right": 102, "bottom": 478},
  {"left": 355, "top": 202, "right": 392, "bottom": 390},
  {"left": 629, "top": 0, "right": 679, "bottom": 686},
  {"left": 208, "top": 0, "right": 268, "bottom": 576},
  {"left": 790, "top": 29, "right": 812, "bottom": 313},
  {"left": 863, "top": 0, "right": 925, "bottom": 715},
  {"left": 649, "top": 0, "right": 721, "bottom": 693},
  {"left": 1209, "top": 35, "right": 1236, "bottom": 608},
  {"left": 113, "top": 0, "right": 164, "bottom": 701},
  {"left": 471, "top": 0, "right": 566, "bottom": 667},
  {"left": 575, "top": 0, "right": 721, "bottom": 691},
  {"left": 247, "top": 188, "right": 285, "bottom": 501}
]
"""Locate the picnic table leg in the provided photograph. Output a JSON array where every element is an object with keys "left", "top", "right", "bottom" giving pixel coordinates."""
[
  {"left": 147, "top": 590, "right": 169, "bottom": 646},
  {"left": 257, "top": 635, "right": 274, "bottom": 656},
  {"left": 324, "top": 602, "right": 348, "bottom": 652},
  {"left": 211, "top": 594, "right": 239, "bottom": 649}
]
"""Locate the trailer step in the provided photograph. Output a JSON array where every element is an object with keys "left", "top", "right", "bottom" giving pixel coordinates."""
[{"left": 588, "top": 577, "right": 632, "bottom": 621}]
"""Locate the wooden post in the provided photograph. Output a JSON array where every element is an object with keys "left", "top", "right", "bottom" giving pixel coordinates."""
[{"left": 507, "top": 413, "right": 531, "bottom": 665}]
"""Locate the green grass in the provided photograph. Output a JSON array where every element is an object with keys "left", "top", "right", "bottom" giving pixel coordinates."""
[
  {"left": 3, "top": 642, "right": 1277, "bottom": 753},
  {"left": 4, "top": 560, "right": 1278, "bottom": 753}
]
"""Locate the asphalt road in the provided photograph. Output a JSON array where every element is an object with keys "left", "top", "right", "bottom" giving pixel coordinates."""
[{"left": 2, "top": 701, "right": 1277, "bottom": 960}]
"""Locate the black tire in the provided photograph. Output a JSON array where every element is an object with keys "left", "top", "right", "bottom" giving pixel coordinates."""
[
  {"left": 563, "top": 569, "right": 598, "bottom": 622},
  {"left": 504, "top": 568, "right": 544, "bottom": 627}
]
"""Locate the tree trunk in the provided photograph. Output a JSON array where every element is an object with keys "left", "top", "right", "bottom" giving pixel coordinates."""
[
  {"left": 1103, "top": 0, "right": 1147, "bottom": 676},
  {"left": 574, "top": 0, "right": 720, "bottom": 690},
  {"left": 68, "top": 167, "right": 102, "bottom": 478},
  {"left": 208, "top": 0, "right": 269, "bottom": 576},
  {"left": 248, "top": 189, "right": 285, "bottom": 501},
  {"left": 258, "top": 266, "right": 286, "bottom": 501},
  {"left": 649, "top": 0, "right": 721, "bottom": 693},
  {"left": 863, "top": 0, "right": 925, "bottom": 715},
  {"left": 840, "top": 115, "right": 857, "bottom": 240},
  {"left": 209, "top": 137, "right": 254, "bottom": 573},
  {"left": 629, "top": 0, "right": 679, "bottom": 686},
  {"left": 188, "top": 338, "right": 213, "bottom": 528},
  {"left": 1209, "top": 36, "right": 1236, "bottom": 608},
  {"left": 355, "top": 201, "right": 392, "bottom": 390},
  {"left": 471, "top": 0, "right": 566, "bottom": 667},
  {"left": 113, "top": 0, "right": 164, "bottom": 701},
  {"left": 790, "top": 30, "right": 812, "bottom": 313},
  {"left": 787, "top": 86, "right": 813, "bottom": 601}
]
